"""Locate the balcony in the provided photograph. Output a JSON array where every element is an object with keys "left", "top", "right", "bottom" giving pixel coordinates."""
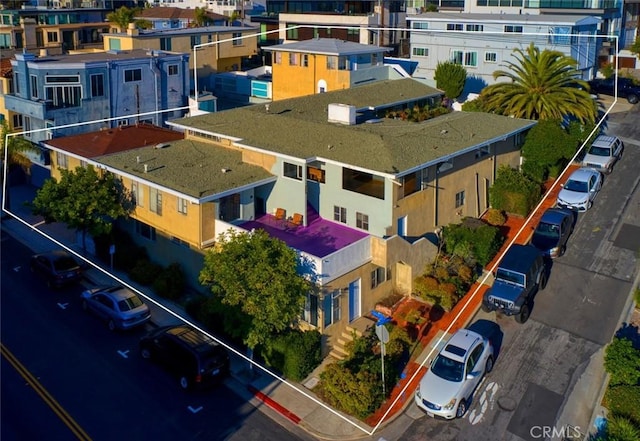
[
  {"left": 527, "top": 0, "right": 621, "bottom": 9},
  {"left": 214, "top": 213, "right": 371, "bottom": 285}
]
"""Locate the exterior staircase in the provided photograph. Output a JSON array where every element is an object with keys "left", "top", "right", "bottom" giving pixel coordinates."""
[{"left": 328, "top": 317, "right": 375, "bottom": 360}]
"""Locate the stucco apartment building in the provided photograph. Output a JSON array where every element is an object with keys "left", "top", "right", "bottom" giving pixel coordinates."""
[
  {"left": 262, "top": 38, "right": 399, "bottom": 101},
  {"left": 4, "top": 49, "right": 189, "bottom": 147},
  {"left": 38, "top": 78, "right": 534, "bottom": 356},
  {"left": 408, "top": 12, "right": 600, "bottom": 91},
  {"left": 102, "top": 24, "right": 259, "bottom": 91}
]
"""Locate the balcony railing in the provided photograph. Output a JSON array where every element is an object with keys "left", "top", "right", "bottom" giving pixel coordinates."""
[{"left": 526, "top": 0, "right": 621, "bottom": 9}]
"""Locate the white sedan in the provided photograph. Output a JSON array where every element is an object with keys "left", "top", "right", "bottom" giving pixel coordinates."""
[
  {"left": 556, "top": 167, "right": 603, "bottom": 212},
  {"left": 415, "top": 329, "right": 494, "bottom": 419}
]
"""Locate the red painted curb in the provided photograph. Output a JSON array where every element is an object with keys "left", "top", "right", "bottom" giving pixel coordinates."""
[{"left": 248, "top": 385, "right": 302, "bottom": 425}]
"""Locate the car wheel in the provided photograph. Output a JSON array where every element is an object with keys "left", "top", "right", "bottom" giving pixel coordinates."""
[
  {"left": 560, "top": 245, "right": 567, "bottom": 257},
  {"left": 515, "top": 304, "right": 530, "bottom": 324},
  {"left": 179, "top": 376, "right": 190, "bottom": 390},
  {"left": 107, "top": 320, "right": 116, "bottom": 331},
  {"left": 587, "top": 200, "right": 593, "bottom": 210},
  {"left": 485, "top": 356, "right": 494, "bottom": 374},
  {"left": 539, "top": 271, "right": 548, "bottom": 290},
  {"left": 627, "top": 94, "right": 639, "bottom": 105},
  {"left": 481, "top": 302, "right": 492, "bottom": 313},
  {"left": 81, "top": 300, "right": 88, "bottom": 311},
  {"left": 607, "top": 164, "right": 613, "bottom": 174},
  {"left": 456, "top": 399, "right": 467, "bottom": 418},
  {"left": 140, "top": 346, "right": 152, "bottom": 360}
]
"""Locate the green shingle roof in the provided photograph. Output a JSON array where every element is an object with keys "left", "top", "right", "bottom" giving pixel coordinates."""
[
  {"left": 97, "top": 139, "right": 273, "bottom": 199},
  {"left": 173, "top": 79, "right": 536, "bottom": 175}
]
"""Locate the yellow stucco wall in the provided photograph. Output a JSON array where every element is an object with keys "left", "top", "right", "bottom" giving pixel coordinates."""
[
  {"left": 271, "top": 51, "right": 350, "bottom": 100},
  {"left": 50, "top": 152, "right": 203, "bottom": 248}
]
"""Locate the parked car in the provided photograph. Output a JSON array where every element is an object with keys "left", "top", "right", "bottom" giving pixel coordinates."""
[
  {"left": 556, "top": 167, "right": 603, "bottom": 212},
  {"left": 531, "top": 208, "right": 575, "bottom": 258},
  {"left": 482, "top": 244, "right": 547, "bottom": 324},
  {"left": 139, "top": 325, "right": 230, "bottom": 390},
  {"left": 581, "top": 134, "right": 623, "bottom": 174},
  {"left": 415, "top": 328, "right": 494, "bottom": 419},
  {"left": 81, "top": 286, "right": 151, "bottom": 331},
  {"left": 30, "top": 250, "right": 83, "bottom": 288},
  {"left": 588, "top": 77, "right": 640, "bottom": 104}
]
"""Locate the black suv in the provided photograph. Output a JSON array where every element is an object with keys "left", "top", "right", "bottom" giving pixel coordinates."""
[
  {"left": 140, "top": 325, "right": 230, "bottom": 390},
  {"left": 482, "top": 244, "right": 547, "bottom": 324},
  {"left": 588, "top": 77, "right": 640, "bottom": 104}
]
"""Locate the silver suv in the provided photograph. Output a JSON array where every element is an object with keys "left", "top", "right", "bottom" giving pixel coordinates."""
[{"left": 582, "top": 135, "right": 623, "bottom": 174}]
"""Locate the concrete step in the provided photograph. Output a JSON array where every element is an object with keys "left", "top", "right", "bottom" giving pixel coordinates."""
[{"left": 328, "top": 348, "right": 348, "bottom": 360}]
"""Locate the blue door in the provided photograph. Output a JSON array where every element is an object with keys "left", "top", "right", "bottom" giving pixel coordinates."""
[{"left": 348, "top": 279, "right": 361, "bottom": 322}]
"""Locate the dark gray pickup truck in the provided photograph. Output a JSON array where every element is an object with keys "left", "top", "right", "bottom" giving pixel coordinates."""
[{"left": 482, "top": 244, "right": 548, "bottom": 324}]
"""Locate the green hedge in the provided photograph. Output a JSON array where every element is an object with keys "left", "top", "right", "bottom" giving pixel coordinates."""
[
  {"left": 489, "top": 165, "right": 541, "bottom": 217},
  {"left": 604, "top": 385, "right": 640, "bottom": 426},
  {"left": 129, "top": 258, "right": 163, "bottom": 286},
  {"left": 93, "top": 227, "right": 148, "bottom": 271},
  {"left": 152, "top": 262, "right": 185, "bottom": 301},
  {"left": 260, "top": 329, "right": 322, "bottom": 382},
  {"left": 442, "top": 221, "right": 504, "bottom": 267}
]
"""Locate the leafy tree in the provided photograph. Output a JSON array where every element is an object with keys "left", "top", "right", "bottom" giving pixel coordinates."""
[
  {"left": 604, "top": 337, "right": 640, "bottom": 387},
  {"left": 630, "top": 37, "right": 640, "bottom": 60},
  {"left": 489, "top": 165, "right": 541, "bottom": 217},
  {"left": 107, "top": 6, "right": 140, "bottom": 31},
  {"left": 480, "top": 42, "right": 597, "bottom": 124},
  {"left": 199, "top": 229, "right": 312, "bottom": 349},
  {"left": 434, "top": 61, "right": 467, "bottom": 100},
  {"left": 30, "top": 165, "right": 135, "bottom": 249}
]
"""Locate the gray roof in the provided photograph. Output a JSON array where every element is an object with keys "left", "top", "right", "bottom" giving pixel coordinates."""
[
  {"left": 171, "top": 79, "right": 536, "bottom": 175},
  {"left": 112, "top": 25, "right": 258, "bottom": 38},
  {"left": 18, "top": 49, "right": 185, "bottom": 65},
  {"left": 97, "top": 139, "right": 273, "bottom": 199},
  {"left": 263, "top": 38, "right": 392, "bottom": 55},
  {"left": 408, "top": 12, "right": 599, "bottom": 25}
]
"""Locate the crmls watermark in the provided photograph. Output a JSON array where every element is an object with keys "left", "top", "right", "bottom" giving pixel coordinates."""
[{"left": 530, "top": 425, "right": 582, "bottom": 440}]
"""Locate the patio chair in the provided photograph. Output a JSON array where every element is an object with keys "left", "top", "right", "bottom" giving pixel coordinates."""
[
  {"left": 274, "top": 208, "right": 286, "bottom": 226},
  {"left": 291, "top": 213, "right": 303, "bottom": 228}
]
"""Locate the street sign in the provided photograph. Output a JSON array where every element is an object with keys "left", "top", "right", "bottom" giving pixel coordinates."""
[{"left": 375, "top": 323, "right": 390, "bottom": 344}]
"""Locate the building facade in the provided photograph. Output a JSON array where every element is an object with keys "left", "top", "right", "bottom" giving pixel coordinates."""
[
  {"left": 408, "top": 12, "right": 600, "bottom": 91},
  {"left": 41, "top": 78, "right": 536, "bottom": 356},
  {"left": 102, "top": 25, "right": 259, "bottom": 91},
  {"left": 262, "top": 38, "right": 398, "bottom": 100},
  {"left": 4, "top": 49, "right": 189, "bottom": 147}
]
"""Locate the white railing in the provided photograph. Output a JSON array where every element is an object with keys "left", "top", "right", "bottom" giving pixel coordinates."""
[{"left": 301, "top": 237, "right": 371, "bottom": 286}]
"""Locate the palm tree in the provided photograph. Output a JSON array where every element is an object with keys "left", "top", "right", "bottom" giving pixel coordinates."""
[
  {"left": 479, "top": 42, "right": 597, "bottom": 124},
  {"left": 192, "top": 7, "right": 212, "bottom": 27},
  {"left": 1, "top": 119, "right": 38, "bottom": 211}
]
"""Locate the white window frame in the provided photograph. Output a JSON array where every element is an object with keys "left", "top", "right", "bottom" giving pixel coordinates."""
[
  {"left": 485, "top": 52, "right": 497, "bottom": 63},
  {"left": 412, "top": 47, "right": 428, "bottom": 57},
  {"left": 177, "top": 197, "right": 188, "bottom": 214}
]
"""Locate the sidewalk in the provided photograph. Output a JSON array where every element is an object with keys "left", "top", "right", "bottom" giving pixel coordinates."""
[{"left": 0, "top": 172, "right": 585, "bottom": 440}]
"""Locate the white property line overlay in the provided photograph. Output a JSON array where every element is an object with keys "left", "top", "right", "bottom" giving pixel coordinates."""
[{"left": 1, "top": 26, "right": 621, "bottom": 436}]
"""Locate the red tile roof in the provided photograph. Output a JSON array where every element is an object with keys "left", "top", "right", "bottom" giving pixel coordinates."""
[
  {"left": 0, "top": 58, "right": 13, "bottom": 78},
  {"left": 44, "top": 123, "right": 184, "bottom": 158}
]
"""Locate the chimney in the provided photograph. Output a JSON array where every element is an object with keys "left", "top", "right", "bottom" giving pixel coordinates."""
[{"left": 144, "top": 164, "right": 148, "bottom": 173}]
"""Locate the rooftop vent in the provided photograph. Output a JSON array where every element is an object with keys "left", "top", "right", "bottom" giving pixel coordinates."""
[
  {"left": 327, "top": 103, "right": 356, "bottom": 125},
  {"left": 221, "top": 168, "right": 230, "bottom": 173},
  {"left": 155, "top": 143, "right": 170, "bottom": 149}
]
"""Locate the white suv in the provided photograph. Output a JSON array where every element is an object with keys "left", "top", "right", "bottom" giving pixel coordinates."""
[
  {"left": 582, "top": 135, "right": 623, "bottom": 174},
  {"left": 415, "top": 328, "right": 494, "bottom": 419}
]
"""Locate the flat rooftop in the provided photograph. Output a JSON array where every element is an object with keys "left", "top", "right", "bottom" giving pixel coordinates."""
[{"left": 171, "top": 79, "right": 536, "bottom": 175}]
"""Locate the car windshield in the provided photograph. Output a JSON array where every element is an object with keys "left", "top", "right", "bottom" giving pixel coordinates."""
[
  {"left": 534, "top": 222, "right": 560, "bottom": 238},
  {"left": 588, "top": 146, "right": 611, "bottom": 157},
  {"left": 118, "top": 295, "right": 143, "bottom": 311},
  {"left": 496, "top": 268, "right": 525, "bottom": 286},
  {"left": 564, "top": 179, "right": 588, "bottom": 193},
  {"left": 54, "top": 256, "right": 78, "bottom": 271},
  {"left": 431, "top": 354, "right": 464, "bottom": 382}
]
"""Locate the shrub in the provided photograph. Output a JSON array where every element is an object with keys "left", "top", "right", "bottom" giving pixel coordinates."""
[
  {"left": 261, "top": 329, "right": 322, "bottom": 382},
  {"left": 152, "top": 262, "right": 185, "bottom": 301},
  {"left": 600, "top": 62, "right": 614, "bottom": 79},
  {"left": 490, "top": 165, "right": 542, "bottom": 217},
  {"left": 604, "top": 385, "right": 640, "bottom": 426},
  {"left": 604, "top": 337, "right": 640, "bottom": 386},
  {"left": 93, "top": 227, "right": 147, "bottom": 271},
  {"left": 484, "top": 208, "right": 506, "bottom": 227},
  {"left": 318, "top": 362, "right": 382, "bottom": 419},
  {"left": 454, "top": 263, "right": 474, "bottom": 283},
  {"left": 414, "top": 276, "right": 440, "bottom": 300},
  {"left": 129, "top": 258, "right": 163, "bottom": 286},
  {"left": 521, "top": 160, "right": 547, "bottom": 184},
  {"left": 443, "top": 222, "right": 503, "bottom": 267},
  {"left": 606, "top": 414, "right": 640, "bottom": 441}
]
